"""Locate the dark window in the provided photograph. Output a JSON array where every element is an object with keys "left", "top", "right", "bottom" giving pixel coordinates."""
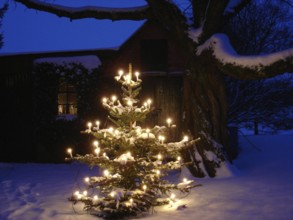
[
  {"left": 141, "top": 39, "right": 168, "bottom": 71},
  {"left": 58, "top": 82, "right": 77, "bottom": 115}
]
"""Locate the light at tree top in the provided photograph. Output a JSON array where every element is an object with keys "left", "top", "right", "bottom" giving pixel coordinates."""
[{"left": 66, "top": 64, "right": 201, "bottom": 218}]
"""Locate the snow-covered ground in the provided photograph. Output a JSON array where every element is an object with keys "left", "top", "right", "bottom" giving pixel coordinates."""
[{"left": 0, "top": 133, "right": 292, "bottom": 220}]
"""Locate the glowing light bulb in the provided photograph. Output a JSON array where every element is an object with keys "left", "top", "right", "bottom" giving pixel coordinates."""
[
  {"left": 67, "top": 148, "right": 73, "bottom": 158},
  {"left": 110, "top": 191, "right": 115, "bottom": 197},
  {"left": 111, "top": 95, "right": 117, "bottom": 102},
  {"left": 183, "top": 135, "right": 189, "bottom": 142},
  {"left": 93, "top": 141, "right": 99, "bottom": 147},
  {"left": 127, "top": 100, "right": 133, "bottom": 106},
  {"left": 146, "top": 128, "right": 150, "bottom": 138},
  {"left": 102, "top": 97, "right": 107, "bottom": 103},
  {"left": 74, "top": 191, "right": 79, "bottom": 196},
  {"left": 142, "top": 185, "right": 147, "bottom": 191},
  {"left": 93, "top": 195, "right": 98, "bottom": 201},
  {"left": 158, "top": 135, "right": 165, "bottom": 144},
  {"left": 166, "top": 118, "right": 172, "bottom": 127},
  {"left": 183, "top": 178, "right": 188, "bottom": 183},
  {"left": 136, "top": 127, "right": 141, "bottom": 135},
  {"left": 103, "top": 152, "right": 109, "bottom": 159},
  {"left": 129, "top": 198, "right": 133, "bottom": 205},
  {"left": 135, "top": 71, "right": 140, "bottom": 81},
  {"left": 108, "top": 127, "right": 114, "bottom": 133},
  {"left": 95, "top": 120, "right": 100, "bottom": 130},
  {"left": 157, "top": 154, "right": 162, "bottom": 160},
  {"left": 104, "top": 170, "right": 110, "bottom": 177},
  {"left": 117, "top": 70, "right": 124, "bottom": 81},
  {"left": 94, "top": 147, "right": 100, "bottom": 156},
  {"left": 177, "top": 156, "right": 181, "bottom": 161},
  {"left": 83, "top": 190, "right": 87, "bottom": 196},
  {"left": 84, "top": 177, "right": 90, "bottom": 183},
  {"left": 156, "top": 170, "right": 161, "bottom": 175},
  {"left": 87, "top": 122, "right": 92, "bottom": 130},
  {"left": 170, "top": 193, "right": 176, "bottom": 199},
  {"left": 121, "top": 155, "right": 127, "bottom": 163},
  {"left": 147, "top": 99, "right": 152, "bottom": 108}
]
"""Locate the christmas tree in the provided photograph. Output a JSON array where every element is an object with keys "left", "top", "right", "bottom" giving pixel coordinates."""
[{"left": 66, "top": 64, "right": 200, "bottom": 218}]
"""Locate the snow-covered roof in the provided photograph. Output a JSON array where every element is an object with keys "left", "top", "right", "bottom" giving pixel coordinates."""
[
  {"left": 34, "top": 55, "right": 101, "bottom": 70},
  {"left": 0, "top": 46, "right": 119, "bottom": 57}
]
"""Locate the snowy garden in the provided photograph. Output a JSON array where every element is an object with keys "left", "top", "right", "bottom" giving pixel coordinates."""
[
  {"left": 0, "top": 132, "right": 292, "bottom": 220},
  {"left": 1, "top": 65, "right": 292, "bottom": 219},
  {"left": 1, "top": 1, "right": 292, "bottom": 219}
]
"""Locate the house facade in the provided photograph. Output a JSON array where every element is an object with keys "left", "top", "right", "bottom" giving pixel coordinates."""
[{"left": 0, "top": 20, "right": 188, "bottom": 163}]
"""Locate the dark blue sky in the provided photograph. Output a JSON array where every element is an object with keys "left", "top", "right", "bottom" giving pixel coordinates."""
[{"left": 0, "top": 0, "right": 146, "bottom": 54}]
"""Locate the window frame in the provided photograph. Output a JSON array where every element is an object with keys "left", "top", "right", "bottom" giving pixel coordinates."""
[{"left": 57, "top": 81, "right": 78, "bottom": 116}]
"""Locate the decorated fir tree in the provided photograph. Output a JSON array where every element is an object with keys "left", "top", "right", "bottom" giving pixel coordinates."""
[{"left": 66, "top": 64, "right": 200, "bottom": 218}]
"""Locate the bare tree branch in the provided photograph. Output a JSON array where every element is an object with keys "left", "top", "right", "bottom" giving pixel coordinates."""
[
  {"left": 191, "top": 0, "right": 210, "bottom": 28},
  {"left": 223, "top": 0, "right": 252, "bottom": 23},
  {"left": 279, "top": 0, "right": 293, "bottom": 7},
  {"left": 198, "top": 0, "right": 230, "bottom": 43},
  {"left": 14, "top": 0, "right": 150, "bottom": 21}
]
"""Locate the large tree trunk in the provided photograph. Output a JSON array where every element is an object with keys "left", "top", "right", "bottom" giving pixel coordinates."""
[{"left": 182, "top": 62, "right": 232, "bottom": 177}]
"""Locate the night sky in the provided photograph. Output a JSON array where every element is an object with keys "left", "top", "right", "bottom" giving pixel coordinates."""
[{"left": 0, "top": 0, "right": 146, "bottom": 54}]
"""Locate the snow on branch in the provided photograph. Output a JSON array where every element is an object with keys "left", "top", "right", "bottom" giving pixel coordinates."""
[
  {"left": 196, "top": 33, "right": 293, "bottom": 79},
  {"left": 15, "top": 0, "right": 150, "bottom": 21}
]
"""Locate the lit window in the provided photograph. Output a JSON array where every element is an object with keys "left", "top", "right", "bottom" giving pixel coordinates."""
[{"left": 58, "top": 82, "right": 77, "bottom": 115}]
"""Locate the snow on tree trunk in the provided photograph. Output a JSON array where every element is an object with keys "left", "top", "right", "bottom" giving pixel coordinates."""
[{"left": 182, "top": 63, "right": 232, "bottom": 177}]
